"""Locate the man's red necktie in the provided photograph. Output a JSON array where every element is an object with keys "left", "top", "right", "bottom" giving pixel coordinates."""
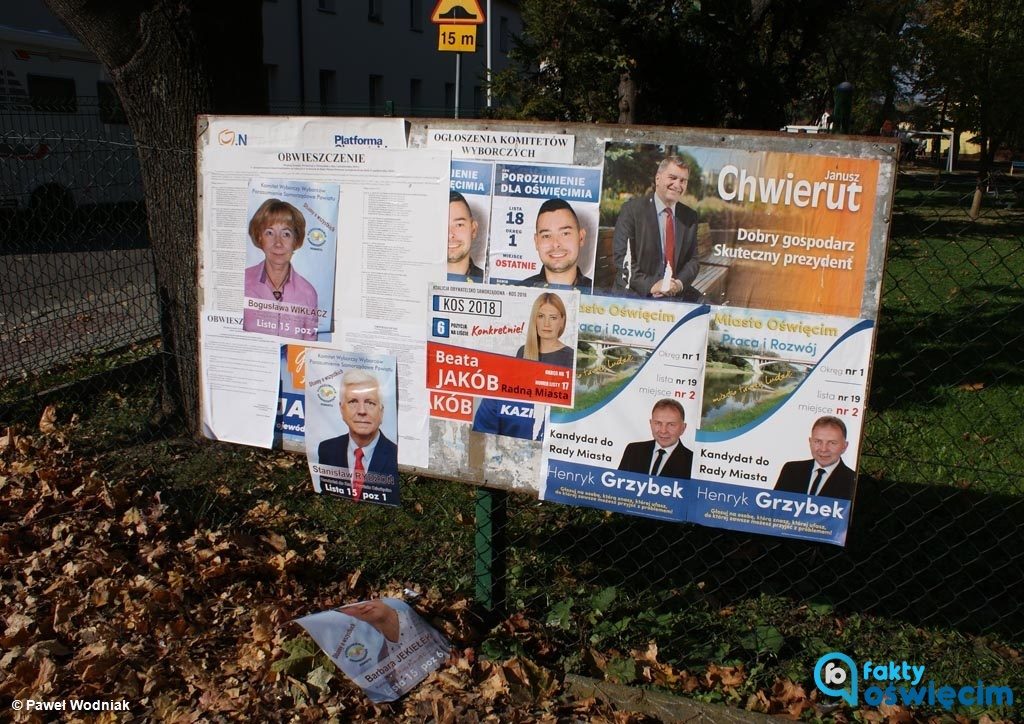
[
  {"left": 353, "top": 447, "right": 365, "bottom": 500},
  {"left": 664, "top": 208, "right": 676, "bottom": 270}
]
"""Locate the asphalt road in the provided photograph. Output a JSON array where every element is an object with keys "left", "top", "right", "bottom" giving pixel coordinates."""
[{"left": 0, "top": 248, "right": 160, "bottom": 379}]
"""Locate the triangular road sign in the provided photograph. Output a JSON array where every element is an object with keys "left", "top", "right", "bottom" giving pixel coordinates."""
[{"left": 430, "top": 0, "right": 485, "bottom": 25}]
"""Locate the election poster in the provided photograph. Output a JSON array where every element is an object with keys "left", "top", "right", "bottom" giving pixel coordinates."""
[
  {"left": 427, "top": 282, "right": 580, "bottom": 407},
  {"left": 688, "top": 307, "right": 873, "bottom": 545},
  {"left": 426, "top": 397, "right": 550, "bottom": 491},
  {"left": 276, "top": 345, "right": 307, "bottom": 452},
  {"left": 595, "top": 142, "right": 880, "bottom": 318},
  {"left": 539, "top": 299, "right": 709, "bottom": 522},
  {"left": 424, "top": 134, "right": 589, "bottom": 488},
  {"left": 304, "top": 348, "right": 400, "bottom": 506},
  {"left": 296, "top": 598, "right": 450, "bottom": 704},
  {"left": 487, "top": 163, "right": 603, "bottom": 290},
  {"left": 447, "top": 160, "right": 493, "bottom": 283},
  {"left": 242, "top": 178, "right": 339, "bottom": 341}
]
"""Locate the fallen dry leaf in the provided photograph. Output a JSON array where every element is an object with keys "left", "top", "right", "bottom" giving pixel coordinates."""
[
  {"left": 39, "top": 406, "right": 58, "bottom": 434},
  {"left": 704, "top": 663, "right": 746, "bottom": 689}
]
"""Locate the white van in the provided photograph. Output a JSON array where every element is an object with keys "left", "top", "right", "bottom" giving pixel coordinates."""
[{"left": 0, "top": 24, "right": 142, "bottom": 216}]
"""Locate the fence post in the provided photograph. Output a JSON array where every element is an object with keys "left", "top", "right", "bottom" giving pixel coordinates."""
[{"left": 474, "top": 487, "right": 507, "bottom": 619}]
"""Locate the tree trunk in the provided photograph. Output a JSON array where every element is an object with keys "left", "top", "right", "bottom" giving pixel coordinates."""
[
  {"left": 44, "top": 1, "right": 265, "bottom": 435},
  {"left": 617, "top": 70, "right": 636, "bottom": 125}
]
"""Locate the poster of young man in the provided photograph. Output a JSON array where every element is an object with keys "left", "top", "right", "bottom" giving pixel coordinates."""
[
  {"left": 242, "top": 178, "right": 339, "bottom": 341},
  {"left": 447, "top": 161, "right": 493, "bottom": 283},
  {"left": 427, "top": 282, "right": 580, "bottom": 407},
  {"left": 688, "top": 307, "right": 872, "bottom": 545},
  {"left": 486, "top": 163, "right": 602, "bottom": 290},
  {"left": 296, "top": 598, "right": 450, "bottom": 704},
  {"left": 594, "top": 143, "right": 881, "bottom": 317},
  {"left": 539, "top": 298, "right": 709, "bottom": 522},
  {"left": 304, "top": 349, "right": 400, "bottom": 506}
]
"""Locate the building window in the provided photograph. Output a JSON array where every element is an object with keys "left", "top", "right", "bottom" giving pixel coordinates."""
[
  {"left": 368, "top": 0, "right": 383, "bottom": 23},
  {"left": 27, "top": 75, "right": 76, "bottom": 113},
  {"left": 410, "top": 78, "right": 422, "bottom": 114},
  {"left": 319, "top": 69, "right": 337, "bottom": 110},
  {"left": 317, "top": 0, "right": 336, "bottom": 12},
  {"left": 499, "top": 17, "right": 510, "bottom": 53},
  {"left": 369, "top": 74, "right": 383, "bottom": 113},
  {"left": 96, "top": 81, "right": 127, "bottom": 124},
  {"left": 444, "top": 82, "right": 455, "bottom": 112},
  {"left": 409, "top": 0, "right": 423, "bottom": 31},
  {"left": 473, "top": 85, "right": 484, "bottom": 116}
]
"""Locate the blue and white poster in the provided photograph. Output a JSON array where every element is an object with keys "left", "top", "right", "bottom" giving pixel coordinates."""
[
  {"left": 447, "top": 160, "right": 493, "bottom": 283},
  {"left": 539, "top": 299, "right": 709, "bottom": 522},
  {"left": 296, "top": 598, "right": 450, "bottom": 703},
  {"left": 689, "top": 307, "right": 873, "bottom": 545},
  {"left": 242, "top": 177, "right": 339, "bottom": 341},
  {"left": 304, "top": 348, "right": 400, "bottom": 506},
  {"left": 487, "top": 163, "right": 603, "bottom": 290}
]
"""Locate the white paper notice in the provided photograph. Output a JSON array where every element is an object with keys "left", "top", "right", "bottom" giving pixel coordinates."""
[
  {"left": 333, "top": 150, "right": 450, "bottom": 329},
  {"left": 200, "top": 313, "right": 281, "bottom": 448},
  {"left": 202, "top": 116, "right": 407, "bottom": 150},
  {"left": 425, "top": 127, "right": 575, "bottom": 164},
  {"left": 199, "top": 146, "right": 450, "bottom": 469}
]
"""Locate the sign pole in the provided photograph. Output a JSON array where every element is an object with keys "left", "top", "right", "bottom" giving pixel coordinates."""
[
  {"left": 431, "top": 0, "right": 484, "bottom": 117},
  {"left": 454, "top": 52, "right": 461, "bottom": 119},
  {"left": 486, "top": 0, "right": 492, "bottom": 109}
]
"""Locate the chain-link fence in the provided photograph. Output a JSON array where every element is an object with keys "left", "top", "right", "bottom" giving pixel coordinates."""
[
  {"left": 2, "top": 112, "right": 1022, "bottom": 711},
  {"left": 1, "top": 101, "right": 156, "bottom": 391}
]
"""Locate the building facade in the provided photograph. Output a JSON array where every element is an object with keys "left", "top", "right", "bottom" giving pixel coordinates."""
[{"left": 3, "top": 0, "right": 522, "bottom": 118}]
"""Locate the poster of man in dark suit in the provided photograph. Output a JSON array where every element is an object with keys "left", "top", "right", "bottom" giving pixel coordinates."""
[
  {"left": 317, "top": 369, "right": 399, "bottom": 503},
  {"left": 618, "top": 398, "right": 693, "bottom": 479},
  {"left": 612, "top": 155, "right": 701, "bottom": 301},
  {"left": 774, "top": 415, "right": 856, "bottom": 499}
]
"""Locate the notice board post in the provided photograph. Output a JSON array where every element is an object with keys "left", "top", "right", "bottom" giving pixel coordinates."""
[{"left": 474, "top": 487, "right": 508, "bottom": 619}]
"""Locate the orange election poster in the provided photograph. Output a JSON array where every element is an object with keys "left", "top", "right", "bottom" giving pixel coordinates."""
[{"left": 596, "top": 143, "right": 881, "bottom": 318}]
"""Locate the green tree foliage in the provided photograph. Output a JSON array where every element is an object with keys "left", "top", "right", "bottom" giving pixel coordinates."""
[
  {"left": 490, "top": 0, "right": 853, "bottom": 129},
  {"left": 696, "top": 0, "right": 850, "bottom": 129},
  {"left": 489, "top": 0, "right": 677, "bottom": 123},
  {"left": 913, "top": 0, "right": 1024, "bottom": 164},
  {"left": 791, "top": 0, "right": 919, "bottom": 134}
]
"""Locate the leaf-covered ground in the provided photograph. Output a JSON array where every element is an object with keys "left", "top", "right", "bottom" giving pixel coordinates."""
[{"left": 0, "top": 409, "right": 1017, "bottom": 723}]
